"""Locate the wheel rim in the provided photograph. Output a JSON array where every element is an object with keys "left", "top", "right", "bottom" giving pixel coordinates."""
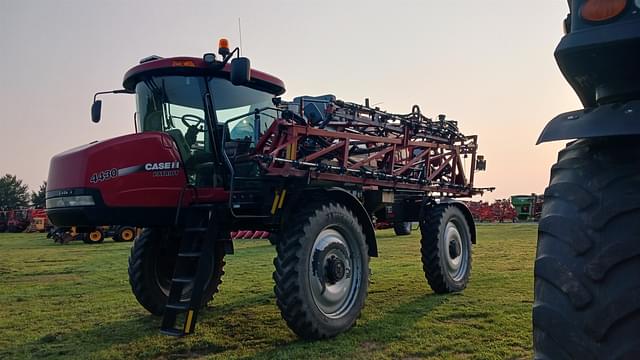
[
  {"left": 89, "top": 231, "right": 101, "bottom": 242},
  {"left": 308, "top": 228, "right": 362, "bottom": 318},
  {"left": 121, "top": 229, "right": 134, "bottom": 241},
  {"left": 442, "top": 220, "right": 468, "bottom": 281}
]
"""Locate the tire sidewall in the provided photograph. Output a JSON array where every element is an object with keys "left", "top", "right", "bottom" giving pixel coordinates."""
[
  {"left": 294, "top": 205, "right": 369, "bottom": 336},
  {"left": 437, "top": 206, "right": 472, "bottom": 291},
  {"left": 134, "top": 230, "right": 172, "bottom": 314},
  {"left": 129, "top": 228, "right": 223, "bottom": 315}
]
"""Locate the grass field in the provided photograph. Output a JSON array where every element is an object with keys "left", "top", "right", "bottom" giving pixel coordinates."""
[{"left": 0, "top": 224, "right": 537, "bottom": 359}]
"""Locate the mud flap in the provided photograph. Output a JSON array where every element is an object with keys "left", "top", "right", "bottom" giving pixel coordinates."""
[{"left": 537, "top": 100, "right": 640, "bottom": 144}]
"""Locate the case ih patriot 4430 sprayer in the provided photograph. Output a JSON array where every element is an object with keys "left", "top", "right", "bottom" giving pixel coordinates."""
[{"left": 46, "top": 40, "right": 491, "bottom": 338}]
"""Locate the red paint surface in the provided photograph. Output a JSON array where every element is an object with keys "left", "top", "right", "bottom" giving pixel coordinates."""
[
  {"left": 48, "top": 132, "right": 229, "bottom": 207},
  {"left": 123, "top": 57, "right": 285, "bottom": 94}
]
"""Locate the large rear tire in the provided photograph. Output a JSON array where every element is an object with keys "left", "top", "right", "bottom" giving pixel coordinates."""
[
  {"left": 273, "top": 202, "right": 369, "bottom": 339},
  {"left": 533, "top": 137, "right": 640, "bottom": 359},
  {"left": 420, "top": 204, "right": 472, "bottom": 293},
  {"left": 127, "top": 228, "right": 225, "bottom": 315}
]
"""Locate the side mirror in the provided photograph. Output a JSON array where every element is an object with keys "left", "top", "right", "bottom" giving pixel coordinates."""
[
  {"left": 230, "top": 57, "right": 251, "bottom": 86},
  {"left": 91, "top": 100, "right": 102, "bottom": 123}
]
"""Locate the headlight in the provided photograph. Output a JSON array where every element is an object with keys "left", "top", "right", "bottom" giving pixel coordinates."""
[{"left": 46, "top": 195, "right": 95, "bottom": 208}]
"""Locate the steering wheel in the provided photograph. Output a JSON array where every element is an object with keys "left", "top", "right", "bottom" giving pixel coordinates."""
[
  {"left": 181, "top": 114, "right": 205, "bottom": 148},
  {"left": 181, "top": 114, "right": 205, "bottom": 130}
]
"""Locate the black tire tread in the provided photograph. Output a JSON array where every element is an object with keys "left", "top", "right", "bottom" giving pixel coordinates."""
[
  {"left": 128, "top": 228, "right": 225, "bottom": 315},
  {"left": 273, "top": 202, "right": 369, "bottom": 339},
  {"left": 534, "top": 136, "right": 640, "bottom": 359},
  {"left": 420, "top": 204, "right": 472, "bottom": 294}
]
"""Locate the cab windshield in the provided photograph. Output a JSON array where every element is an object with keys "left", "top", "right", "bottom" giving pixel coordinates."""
[
  {"left": 208, "top": 78, "right": 277, "bottom": 142},
  {"left": 135, "top": 76, "right": 276, "bottom": 142},
  {"left": 134, "top": 75, "right": 276, "bottom": 185}
]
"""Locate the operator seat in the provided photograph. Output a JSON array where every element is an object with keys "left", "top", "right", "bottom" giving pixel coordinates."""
[
  {"left": 143, "top": 111, "right": 164, "bottom": 132},
  {"left": 166, "top": 129, "right": 192, "bottom": 164}
]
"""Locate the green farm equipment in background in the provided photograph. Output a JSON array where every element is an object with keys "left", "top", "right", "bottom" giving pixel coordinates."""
[{"left": 510, "top": 194, "right": 543, "bottom": 222}]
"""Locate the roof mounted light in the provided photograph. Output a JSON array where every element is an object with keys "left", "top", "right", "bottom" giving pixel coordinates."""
[
  {"left": 171, "top": 60, "right": 196, "bottom": 67},
  {"left": 581, "top": 0, "right": 627, "bottom": 22},
  {"left": 139, "top": 55, "right": 162, "bottom": 64},
  {"left": 218, "top": 38, "right": 230, "bottom": 57}
]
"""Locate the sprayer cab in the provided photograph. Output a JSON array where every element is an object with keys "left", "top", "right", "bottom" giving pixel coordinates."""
[{"left": 46, "top": 40, "right": 285, "bottom": 227}]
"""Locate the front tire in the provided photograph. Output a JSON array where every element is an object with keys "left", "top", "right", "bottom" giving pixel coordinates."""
[
  {"left": 127, "top": 228, "right": 225, "bottom": 315},
  {"left": 273, "top": 202, "right": 369, "bottom": 339},
  {"left": 533, "top": 137, "right": 640, "bottom": 359},
  {"left": 420, "top": 204, "right": 472, "bottom": 293}
]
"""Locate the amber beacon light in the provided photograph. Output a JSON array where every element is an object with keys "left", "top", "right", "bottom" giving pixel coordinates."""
[
  {"left": 581, "top": 0, "right": 627, "bottom": 21},
  {"left": 218, "top": 38, "right": 230, "bottom": 57}
]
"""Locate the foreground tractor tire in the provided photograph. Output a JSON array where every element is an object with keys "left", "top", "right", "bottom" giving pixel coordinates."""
[
  {"left": 533, "top": 137, "right": 640, "bottom": 359},
  {"left": 273, "top": 202, "right": 369, "bottom": 339},
  {"left": 268, "top": 233, "right": 278, "bottom": 246},
  {"left": 420, "top": 204, "right": 472, "bottom": 293},
  {"left": 128, "top": 228, "right": 225, "bottom": 315},
  {"left": 83, "top": 229, "right": 104, "bottom": 244},
  {"left": 393, "top": 221, "right": 412, "bottom": 236},
  {"left": 114, "top": 226, "right": 136, "bottom": 242}
]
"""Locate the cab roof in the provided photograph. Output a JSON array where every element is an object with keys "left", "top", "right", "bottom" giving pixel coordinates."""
[{"left": 122, "top": 56, "right": 286, "bottom": 95}]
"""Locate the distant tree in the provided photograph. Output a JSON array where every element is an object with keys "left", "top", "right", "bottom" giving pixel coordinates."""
[
  {"left": 0, "top": 174, "right": 30, "bottom": 209},
  {"left": 31, "top": 181, "right": 47, "bottom": 208}
]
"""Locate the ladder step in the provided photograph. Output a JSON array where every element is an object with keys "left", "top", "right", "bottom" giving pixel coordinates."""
[
  {"left": 160, "top": 208, "right": 217, "bottom": 337},
  {"left": 172, "top": 276, "right": 194, "bottom": 284},
  {"left": 178, "top": 252, "right": 202, "bottom": 257},
  {"left": 166, "top": 302, "right": 190, "bottom": 311},
  {"left": 160, "top": 328, "right": 185, "bottom": 337}
]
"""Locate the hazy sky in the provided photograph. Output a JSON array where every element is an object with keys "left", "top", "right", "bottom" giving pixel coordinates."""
[{"left": 0, "top": 1, "right": 577, "bottom": 201}]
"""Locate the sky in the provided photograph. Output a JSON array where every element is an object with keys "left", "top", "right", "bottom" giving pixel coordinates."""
[{"left": 0, "top": 1, "right": 579, "bottom": 201}]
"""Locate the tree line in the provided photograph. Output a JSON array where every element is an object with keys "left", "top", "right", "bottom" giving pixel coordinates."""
[{"left": 0, "top": 174, "right": 47, "bottom": 210}]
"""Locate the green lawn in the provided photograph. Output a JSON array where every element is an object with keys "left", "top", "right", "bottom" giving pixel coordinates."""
[{"left": 0, "top": 224, "right": 536, "bottom": 359}]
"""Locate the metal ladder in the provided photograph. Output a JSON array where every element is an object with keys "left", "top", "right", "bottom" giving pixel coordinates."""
[{"left": 160, "top": 206, "right": 217, "bottom": 336}]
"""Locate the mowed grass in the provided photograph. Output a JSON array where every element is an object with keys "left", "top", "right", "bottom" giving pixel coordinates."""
[{"left": 0, "top": 224, "right": 537, "bottom": 359}]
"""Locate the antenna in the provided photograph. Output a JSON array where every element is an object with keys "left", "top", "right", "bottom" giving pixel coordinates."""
[{"left": 238, "top": 18, "right": 243, "bottom": 55}]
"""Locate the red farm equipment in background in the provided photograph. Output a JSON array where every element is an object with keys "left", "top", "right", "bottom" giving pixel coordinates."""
[
  {"left": 465, "top": 199, "right": 516, "bottom": 223},
  {"left": 0, "top": 208, "right": 53, "bottom": 233},
  {"left": 230, "top": 230, "right": 270, "bottom": 240},
  {"left": 491, "top": 199, "right": 517, "bottom": 222},
  {"left": 0, "top": 209, "right": 31, "bottom": 233},
  {"left": 26, "top": 208, "right": 53, "bottom": 233}
]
